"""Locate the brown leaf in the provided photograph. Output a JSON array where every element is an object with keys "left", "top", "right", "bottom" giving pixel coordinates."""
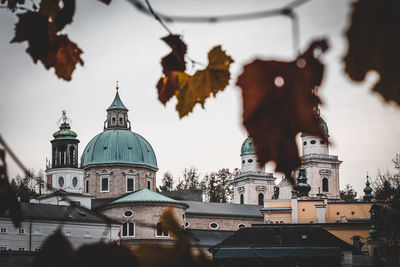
[
  {"left": 344, "top": 0, "right": 400, "bottom": 105},
  {"left": 157, "top": 71, "right": 180, "bottom": 105},
  {"left": 32, "top": 229, "right": 76, "bottom": 267},
  {"left": 39, "top": 0, "right": 60, "bottom": 19},
  {"left": 42, "top": 34, "right": 84, "bottom": 81},
  {"left": 54, "top": 0, "right": 75, "bottom": 31},
  {"left": 161, "top": 34, "right": 187, "bottom": 73},
  {"left": 237, "top": 40, "right": 328, "bottom": 182},
  {"left": 160, "top": 207, "right": 191, "bottom": 244},
  {"left": 11, "top": 11, "right": 50, "bottom": 62},
  {"left": 175, "top": 46, "right": 233, "bottom": 118},
  {"left": 0, "top": 149, "right": 23, "bottom": 228}
]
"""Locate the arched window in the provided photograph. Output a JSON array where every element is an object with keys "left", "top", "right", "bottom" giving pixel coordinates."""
[
  {"left": 240, "top": 194, "right": 244, "bottom": 204},
  {"left": 156, "top": 223, "right": 168, "bottom": 237},
  {"left": 122, "top": 222, "right": 134, "bottom": 237},
  {"left": 119, "top": 117, "right": 123, "bottom": 125},
  {"left": 258, "top": 193, "right": 264, "bottom": 206},
  {"left": 69, "top": 146, "right": 75, "bottom": 165},
  {"left": 322, "top": 178, "right": 329, "bottom": 192},
  {"left": 147, "top": 181, "right": 151, "bottom": 190}
]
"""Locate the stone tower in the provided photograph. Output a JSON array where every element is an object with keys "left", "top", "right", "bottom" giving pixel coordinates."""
[
  {"left": 81, "top": 84, "right": 158, "bottom": 199},
  {"left": 300, "top": 108, "right": 342, "bottom": 199},
  {"left": 231, "top": 137, "right": 276, "bottom": 205},
  {"left": 45, "top": 111, "right": 84, "bottom": 193}
]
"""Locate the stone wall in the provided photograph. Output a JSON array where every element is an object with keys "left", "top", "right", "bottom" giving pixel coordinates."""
[
  {"left": 84, "top": 164, "right": 157, "bottom": 198},
  {"left": 100, "top": 203, "right": 186, "bottom": 241}
]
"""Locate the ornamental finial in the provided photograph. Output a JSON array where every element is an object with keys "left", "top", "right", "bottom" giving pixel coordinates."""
[
  {"left": 57, "top": 110, "right": 71, "bottom": 127},
  {"left": 116, "top": 79, "right": 119, "bottom": 91}
]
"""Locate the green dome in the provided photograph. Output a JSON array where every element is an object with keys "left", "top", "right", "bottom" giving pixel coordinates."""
[
  {"left": 81, "top": 129, "right": 157, "bottom": 169},
  {"left": 241, "top": 137, "right": 255, "bottom": 156},
  {"left": 320, "top": 118, "right": 329, "bottom": 137},
  {"left": 53, "top": 122, "right": 77, "bottom": 139}
]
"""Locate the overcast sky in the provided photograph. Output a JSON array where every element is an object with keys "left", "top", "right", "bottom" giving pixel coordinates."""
[{"left": 0, "top": 0, "right": 399, "bottom": 196}]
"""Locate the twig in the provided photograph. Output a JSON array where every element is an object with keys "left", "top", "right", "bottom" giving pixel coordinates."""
[{"left": 144, "top": 0, "right": 172, "bottom": 34}]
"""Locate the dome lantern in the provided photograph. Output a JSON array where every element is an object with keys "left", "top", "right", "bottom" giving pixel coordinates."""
[{"left": 104, "top": 81, "right": 131, "bottom": 130}]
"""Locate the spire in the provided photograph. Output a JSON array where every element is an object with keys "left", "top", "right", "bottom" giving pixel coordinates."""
[
  {"left": 53, "top": 110, "right": 77, "bottom": 139},
  {"left": 363, "top": 174, "right": 373, "bottom": 202},
  {"left": 295, "top": 168, "right": 311, "bottom": 197},
  {"left": 107, "top": 82, "right": 128, "bottom": 111}
]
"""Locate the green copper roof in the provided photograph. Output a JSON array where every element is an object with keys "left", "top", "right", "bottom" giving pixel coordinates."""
[
  {"left": 111, "top": 188, "right": 179, "bottom": 205},
  {"left": 107, "top": 91, "right": 128, "bottom": 111},
  {"left": 295, "top": 168, "right": 311, "bottom": 197},
  {"left": 81, "top": 129, "right": 157, "bottom": 169},
  {"left": 53, "top": 122, "right": 77, "bottom": 140},
  {"left": 363, "top": 178, "right": 373, "bottom": 202},
  {"left": 320, "top": 118, "right": 329, "bottom": 137},
  {"left": 241, "top": 137, "right": 255, "bottom": 156}
]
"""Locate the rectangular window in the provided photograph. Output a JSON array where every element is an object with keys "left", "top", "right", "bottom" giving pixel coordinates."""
[
  {"left": 156, "top": 223, "right": 168, "bottom": 237},
  {"left": 18, "top": 248, "right": 25, "bottom": 251},
  {"left": 65, "top": 231, "right": 72, "bottom": 237},
  {"left": 33, "top": 228, "right": 41, "bottom": 235},
  {"left": 0, "top": 247, "right": 7, "bottom": 251},
  {"left": 101, "top": 177, "right": 109, "bottom": 192},
  {"left": 0, "top": 227, "right": 7, "bottom": 233},
  {"left": 122, "top": 222, "right": 134, "bottom": 237},
  {"left": 126, "top": 177, "right": 134, "bottom": 192},
  {"left": 18, "top": 228, "right": 25, "bottom": 234},
  {"left": 85, "top": 180, "right": 89, "bottom": 193}
]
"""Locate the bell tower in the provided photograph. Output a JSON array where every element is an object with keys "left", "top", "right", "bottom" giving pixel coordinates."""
[
  {"left": 231, "top": 137, "right": 276, "bottom": 205},
  {"left": 104, "top": 81, "right": 131, "bottom": 130},
  {"left": 45, "top": 111, "right": 84, "bottom": 194},
  {"left": 300, "top": 108, "right": 342, "bottom": 199}
]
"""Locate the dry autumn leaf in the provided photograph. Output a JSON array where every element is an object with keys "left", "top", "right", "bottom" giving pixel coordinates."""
[
  {"left": 237, "top": 40, "right": 328, "bottom": 182},
  {"left": 11, "top": 10, "right": 83, "bottom": 81},
  {"left": 175, "top": 46, "right": 233, "bottom": 118},
  {"left": 157, "top": 34, "right": 187, "bottom": 104},
  {"left": 42, "top": 34, "right": 84, "bottom": 81},
  {"left": 344, "top": 0, "right": 400, "bottom": 105}
]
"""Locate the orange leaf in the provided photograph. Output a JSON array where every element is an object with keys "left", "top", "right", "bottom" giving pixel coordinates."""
[
  {"left": 237, "top": 40, "right": 328, "bottom": 182},
  {"left": 42, "top": 34, "right": 84, "bottom": 81}
]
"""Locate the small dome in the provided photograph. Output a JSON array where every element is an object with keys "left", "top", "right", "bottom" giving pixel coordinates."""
[
  {"left": 241, "top": 137, "right": 255, "bottom": 156},
  {"left": 53, "top": 122, "right": 77, "bottom": 139},
  {"left": 81, "top": 129, "right": 157, "bottom": 169},
  {"left": 320, "top": 118, "right": 329, "bottom": 137}
]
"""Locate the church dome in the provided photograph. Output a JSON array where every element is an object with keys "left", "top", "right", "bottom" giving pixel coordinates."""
[
  {"left": 81, "top": 129, "right": 157, "bottom": 169},
  {"left": 241, "top": 137, "right": 255, "bottom": 156}
]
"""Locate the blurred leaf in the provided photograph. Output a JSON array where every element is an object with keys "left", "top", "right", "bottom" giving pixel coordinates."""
[
  {"left": 0, "top": 149, "right": 22, "bottom": 228},
  {"left": 77, "top": 242, "right": 138, "bottom": 267},
  {"left": 344, "top": 0, "right": 400, "bottom": 105},
  {"left": 0, "top": 0, "right": 25, "bottom": 11},
  {"left": 32, "top": 229, "right": 76, "bottom": 267},
  {"left": 160, "top": 207, "right": 191, "bottom": 244},
  {"left": 11, "top": 11, "right": 50, "bottom": 62},
  {"left": 161, "top": 34, "right": 187, "bottom": 73},
  {"left": 237, "top": 40, "right": 328, "bottom": 181},
  {"left": 54, "top": 0, "right": 75, "bottom": 31},
  {"left": 175, "top": 46, "right": 233, "bottom": 118},
  {"left": 42, "top": 34, "right": 84, "bottom": 81},
  {"left": 39, "top": 0, "right": 60, "bottom": 19},
  {"left": 157, "top": 35, "right": 187, "bottom": 104}
]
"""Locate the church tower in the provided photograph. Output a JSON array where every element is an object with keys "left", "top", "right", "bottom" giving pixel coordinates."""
[
  {"left": 231, "top": 137, "right": 276, "bottom": 205},
  {"left": 45, "top": 111, "right": 85, "bottom": 193},
  {"left": 81, "top": 83, "right": 158, "bottom": 199},
  {"left": 300, "top": 108, "right": 342, "bottom": 199}
]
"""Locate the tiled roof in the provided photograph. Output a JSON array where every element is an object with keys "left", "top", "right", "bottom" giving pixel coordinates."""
[
  {"left": 211, "top": 226, "right": 355, "bottom": 250},
  {"left": 0, "top": 202, "right": 119, "bottom": 225},
  {"left": 183, "top": 201, "right": 263, "bottom": 218},
  {"left": 110, "top": 188, "right": 183, "bottom": 205}
]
